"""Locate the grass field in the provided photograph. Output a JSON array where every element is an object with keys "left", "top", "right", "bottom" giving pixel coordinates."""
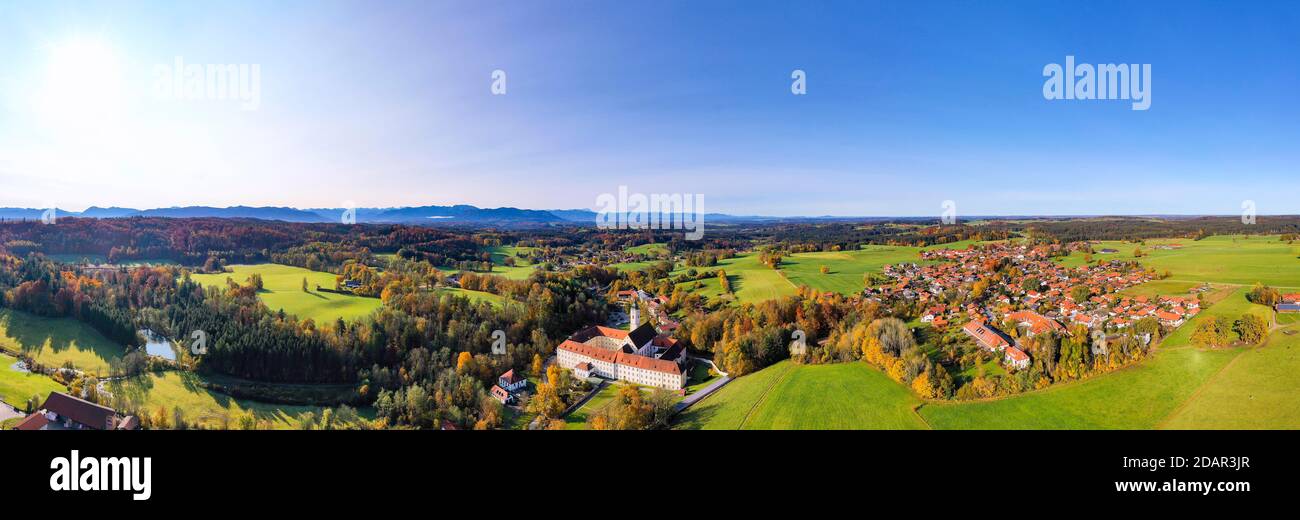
[
  {"left": 0, "top": 352, "right": 65, "bottom": 408},
  {"left": 436, "top": 287, "right": 509, "bottom": 307},
  {"left": 107, "top": 371, "right": 370, "bottom": 430},
  {"left": 673, "top": 253, "right": 799, "bottom": 305},
  {"left": 0, "top": 308, "right": 126, "bottom": 375},
  {"left": 675, "top": 361, "right": 928, "bottom": 430},
  {"left": 189, "top": 264, "right": 382, "bottom": 323},
  {"left": 1161, "top": 325, "right": 1300, "bottom": 429},
  {"left": 780, "top": 245, "right": 924, "bottom": 295},
  {"left": 564, "top": 383, "right": 621, "bottom": 430},
  {"left": 1059, "top": 235, "right": 1300, "bottom": 288}
]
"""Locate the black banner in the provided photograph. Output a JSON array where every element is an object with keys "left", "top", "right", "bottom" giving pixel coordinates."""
[{"left": 2, "top": 430, "right": 1292, "bottom": 510}]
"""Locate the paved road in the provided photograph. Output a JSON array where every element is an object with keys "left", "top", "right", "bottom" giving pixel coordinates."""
[
  {"left": 0, "top": 401, "right": 24, "bottom": 424},
  {"left": 675, "top": 374, "right": 731, "bottom": 413}
]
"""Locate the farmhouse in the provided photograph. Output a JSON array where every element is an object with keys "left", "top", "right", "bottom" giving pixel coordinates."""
[
  {"left": 490, "top": 369, "right": 529, "bottom": 404},
  {"left": 556, "top": 321, "right": 687, "bottom": 390},
  {"left": 1277, "top": 303, "right": 1300, "bottom": 313},
  {"left": 15, "top": 392, "right": 139, "bottom": 431}
]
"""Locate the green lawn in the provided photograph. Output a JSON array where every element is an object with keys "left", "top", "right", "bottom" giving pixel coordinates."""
[
  {"left": 1162, "top": 325, "right": 1300, "bottom": 429},
  {"left": 189, "top": 264, "right": 382, "bottom": 324},
  {"left": 564, "top": 383, "right": 622, "bottom": 430},
  {"left": 0, "top": 308, "right": 127, "bottom": 376},
  {"left": 675, "top": 361, "right": 928, "bottom": 430},
  {"left": 1059, "top": 235, "right": 1300, "bottom": 288},
  {"left": 106, "top": 371, "right": 370, "bottom": 430},
  {"left": 0, "top": 352, "right": 65, "bottom": 408}
]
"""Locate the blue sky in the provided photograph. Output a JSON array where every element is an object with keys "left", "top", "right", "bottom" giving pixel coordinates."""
[{"left": 0, "top": 0, "right": 1297, "bottom": 216}]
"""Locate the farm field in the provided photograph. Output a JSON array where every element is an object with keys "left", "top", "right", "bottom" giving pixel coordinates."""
[
  {"left": 106, "top": 371, "right": 371, "bottom": 430},
  {"left": 1161, "top": 325, "right": 1300, "bottom": 429},
  {"left": 674, "top": 361, "right": 927, "bottom": 430},
  {"left": 1059, "top": 235, "right": 1300, "bottom": 288},
  {"left": 673, "top": 253, "right": 798, "bottom": 305},
  {"left": 0, "top": 308, "right": 126, "bottom": 376},
  {"left": 0, "top": 352, "right": 65, "bottom": 408},
  {"left": 189, "top": 264, "right": 382, "bottom": 323},
  {"left": 779, "top": 245, "right": 924, "bottom": 295}
]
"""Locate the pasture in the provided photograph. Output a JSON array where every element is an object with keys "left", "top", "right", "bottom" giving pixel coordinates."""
[
  {"left": 1059, "top": 235, "right": 1300, "bottom": 288},
  {"left": 0, "top": 352, "right": 66, "bottom": 408},
  {"left": 0, "top": 308, "right": 126, "bottom": 376},
  {"left": 106, "top": 371, "right": 370, "bottom": 430},
  {"left": 189, "top": 264, "right": 382, "bottom": 323},
  {"left": 675, "top": 361, "right": 927, "bottom": 430},
  {"left": 779, "top": 245, "right": 923, "bottom": 295},
  {"left": 1161, "top": 324, "right": 1300, "bottom": 429}
]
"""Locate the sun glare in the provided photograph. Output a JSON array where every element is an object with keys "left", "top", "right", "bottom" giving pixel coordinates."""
[{"left": 34, "top": 38, "right": 126, "bottom": 131}]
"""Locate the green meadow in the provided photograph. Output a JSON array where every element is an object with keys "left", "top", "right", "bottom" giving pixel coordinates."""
[
  {"left": 675, "top": 361, "right": 927, "bottom": 430},
  {"left": 0, "top": 352, "right": 66, "bottom": 407},
  {"left": 671, "top": 245, "right": 930, "bottom": 305},
  {"left": 780, "top": 245, "right": 924, "bottom": 295},
  {"left": 190, "top": 264, "right": 382, "bottom": 323},
  {"left": 1059, "top": 235, "right": 1300, "bottom": 288},
  {"left": 107, "top": 371, "right": 371, "bottom": 430},
  {"left": 0, "top": 308, "right": 127, "bottom": 376},
  {"left": 1161, "top": 324, "right": 1300, "bottom": 429}
]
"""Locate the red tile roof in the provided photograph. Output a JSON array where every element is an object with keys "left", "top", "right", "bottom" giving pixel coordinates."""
[
  {"left": 962, "top": 321, "right": 1010, "bottom": 350},
  {"left": 558, "top": 339, "right": 682, "bottom": 375}
]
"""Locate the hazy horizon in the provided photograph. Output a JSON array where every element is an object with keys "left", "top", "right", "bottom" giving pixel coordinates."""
[{"left": 2, "top": 0, "right": 1298, "bottom": 217}]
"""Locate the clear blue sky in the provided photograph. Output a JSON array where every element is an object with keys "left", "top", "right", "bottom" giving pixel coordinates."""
[{"left": 0, "top": 0, "right": 1297, "bottom": 216}]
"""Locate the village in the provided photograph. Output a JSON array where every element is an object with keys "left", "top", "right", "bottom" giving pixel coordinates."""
[{"left": 872, "top": 242, "right": 1203, "bottom": 370}]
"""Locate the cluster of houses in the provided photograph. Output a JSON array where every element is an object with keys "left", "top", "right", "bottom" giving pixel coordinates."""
[{"left": 877, "top": 242, "right": 1205, "bottom": 371}]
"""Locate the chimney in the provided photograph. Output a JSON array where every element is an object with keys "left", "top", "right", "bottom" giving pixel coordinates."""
[{"left": 629, "top": 306, "right": 639, "bottom": 330}]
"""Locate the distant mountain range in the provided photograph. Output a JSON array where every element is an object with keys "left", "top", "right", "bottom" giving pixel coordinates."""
[
  {"left": 0, "top": 205, "right": 1241, "bottom": 226},
  {"left": 0, "top": 204, "right": 814, "bottom": 225}
]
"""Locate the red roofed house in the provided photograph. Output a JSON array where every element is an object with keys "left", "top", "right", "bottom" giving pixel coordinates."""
[
  {"left": 1003, "top": 346, "right": 1030, "bottom": 370},
  {"left": 20, "top": 392, "right": 138, "bottom": 430},
  {"left": 1007, "top": 310, "right": 1065, "bottom": 337}
]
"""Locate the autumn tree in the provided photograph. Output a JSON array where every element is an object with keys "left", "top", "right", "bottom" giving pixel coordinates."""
[
  {"left": 456, "top": 351, "right": 474, "bottom": 374},
  {"left": 1234, "top": 313, "right": 1267, "bottom": 345}
]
